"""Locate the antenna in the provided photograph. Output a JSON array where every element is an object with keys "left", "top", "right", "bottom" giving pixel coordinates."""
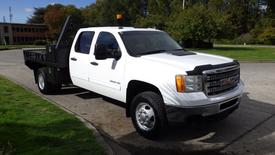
[{"left": 9, "top": 6, "right": 13, "bottom": 23}]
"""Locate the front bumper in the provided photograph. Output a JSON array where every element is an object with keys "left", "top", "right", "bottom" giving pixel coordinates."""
[{"left": 166, "top": 95, "right": 241, "bottom": 122}]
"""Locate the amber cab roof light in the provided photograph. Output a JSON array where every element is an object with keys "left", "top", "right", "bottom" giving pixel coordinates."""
[{"left": 116, "top": 13, "right": 124, "bottom": 29}]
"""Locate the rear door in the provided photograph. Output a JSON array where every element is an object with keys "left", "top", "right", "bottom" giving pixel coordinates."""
[{"left": 69, "top": 31, "right": 95, "bottom": 88}]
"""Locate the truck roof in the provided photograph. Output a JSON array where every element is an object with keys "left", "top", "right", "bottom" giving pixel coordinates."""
[{"left": 78, "top": 27, "right": 161, "bottom": 33}]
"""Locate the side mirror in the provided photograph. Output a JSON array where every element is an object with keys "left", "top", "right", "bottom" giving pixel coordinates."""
[{"left": 94, "top": 44, "right": 121, "bottom": 60}]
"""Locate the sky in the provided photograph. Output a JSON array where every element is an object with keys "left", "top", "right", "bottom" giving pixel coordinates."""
[{"left": 0, "top": 0, "right": 96, "bottom": 23}]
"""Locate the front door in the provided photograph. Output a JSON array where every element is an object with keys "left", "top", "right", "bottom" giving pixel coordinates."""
[{"left": 88, "top": 31, "right": 125, "bottom": 101}]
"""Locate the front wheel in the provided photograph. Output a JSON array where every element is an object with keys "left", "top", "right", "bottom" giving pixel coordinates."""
[
  {"left": 37, "top": 68, "right": 61, "bottom": 94},
  {"left": 130, "top": 91, "right": 167, "bottom": 139}
]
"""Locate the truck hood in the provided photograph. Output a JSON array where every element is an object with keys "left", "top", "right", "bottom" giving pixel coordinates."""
[{"left": 139, "top": 51, "right": 234, "bottom": 71}]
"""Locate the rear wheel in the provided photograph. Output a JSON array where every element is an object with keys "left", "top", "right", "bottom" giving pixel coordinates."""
[
  {"left": 37, "top": 72, "right": 46, "bottom": 91},
  {"left": 37, "top": 68, "right": 61, "bottom": 94},
  {"left": 130, "top": 91, "right": 167, "bottom": 139}
]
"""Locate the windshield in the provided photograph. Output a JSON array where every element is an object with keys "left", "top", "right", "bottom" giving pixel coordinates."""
[{"left": 120, "top": 31, "right": 191, "bottom": 56}]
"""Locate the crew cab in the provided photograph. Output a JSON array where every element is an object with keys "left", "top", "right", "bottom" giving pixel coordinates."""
[{"left": 23, "top": 17, "right": 244, "bottom": 138}]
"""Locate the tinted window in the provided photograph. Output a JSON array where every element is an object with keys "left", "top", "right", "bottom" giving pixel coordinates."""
[
  {"left": 120, "top": 31, "right": 187, "bottom": 56},
  {"left": 4, "top": 26, "right": 9, "bottom": 33},
  {"left": 96, "top": 32, "right": 119, "bottom": 50},
  {"left": 75, "top": 31, "right": 94, "bottom": 54}
]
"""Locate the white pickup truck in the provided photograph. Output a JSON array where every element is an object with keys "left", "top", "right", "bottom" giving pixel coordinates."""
[{"left": 23, "top": 18, "right": 244, "bottom": 138}]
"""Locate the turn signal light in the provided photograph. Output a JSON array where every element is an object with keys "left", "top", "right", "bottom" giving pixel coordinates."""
[{"left": 175, "top": 75, "right": 185, "bottom": 92}]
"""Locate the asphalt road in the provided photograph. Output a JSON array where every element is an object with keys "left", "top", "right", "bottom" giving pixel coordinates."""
[{"left": 1, "top": 49, "right": 275, "bottom": 155}]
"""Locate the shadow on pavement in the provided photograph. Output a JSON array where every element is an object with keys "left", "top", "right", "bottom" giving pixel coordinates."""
[
  {"left": 55, "top": 86, "right": 102, "bottom": 99},
  {"left": 55, "top": 86, "right": 87, "bottom": 95},
  {"left": 76, "top": 91, "right": 102, "bottom": 100},
  {"left": 60, "top": 86, "right": 127, "bottom": 108},
  {"left": 116, "top": 93, "right": 275, "bottom": 155},
  {"left": 55, "top": 87, "right": 275, "bottom": 155}
]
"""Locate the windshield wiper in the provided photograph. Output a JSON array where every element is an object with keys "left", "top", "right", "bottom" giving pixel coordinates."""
[{"left": 141, "top": 49, "right": 167, "bottom": 56}]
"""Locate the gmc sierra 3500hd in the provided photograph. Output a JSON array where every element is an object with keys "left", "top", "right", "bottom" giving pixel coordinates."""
[{"left": 23, "top": 16, "right": 244, "bottom": 138}]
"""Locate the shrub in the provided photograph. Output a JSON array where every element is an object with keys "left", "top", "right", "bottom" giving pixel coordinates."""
[
  {"left": 0, "top": 142, "right": 16, "bottom": 155},
  {"left": 182, "top": 39, "right": 213, "bottom": 48},
  {"left": 233, "top": 33, "right": 258, "bottom": 44},
  {"left": 214, "top": 39, "right": 234, "bottom": 45},
  {"left": 33, "top": 40, "right": 48, "bottom": 45},
  {"left": 258, "top": 28, "right": 275, "bottom": 45}
]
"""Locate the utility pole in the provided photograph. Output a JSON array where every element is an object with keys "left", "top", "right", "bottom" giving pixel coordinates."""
[
  {"left": 3, "top": 16, "right": 6, "bottom": 23},
  {"left": 9, "top": 7, "right": 13, "bottom": 23}
]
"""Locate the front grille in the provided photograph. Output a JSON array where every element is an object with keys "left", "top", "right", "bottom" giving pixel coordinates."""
[{"left": 203, "top": 66, "right": 240, "bottom": 96}]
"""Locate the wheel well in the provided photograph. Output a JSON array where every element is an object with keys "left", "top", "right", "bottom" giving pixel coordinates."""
[
  {"left": 33, "top": 67, "right": 47, "bottom": 84},
  {"left": 25, "top": 61, "right": 46, "bottom": 84},
  {"left": 126, "top": 80, "right": 162, "bottom": 117},
  {"left": 25, "top": 61, "right": 45, "bottom": 71}
]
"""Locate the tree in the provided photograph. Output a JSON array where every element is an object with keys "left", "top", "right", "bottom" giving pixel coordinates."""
[
  {"left": 252, "top": 16, "right": 275, "bottom": 45},
  {"left": 82, "top": 0, "right": 146, "bottom": 26},
  {"left": 208, "top": 0, "right": 225, "bottom": 12},
  {"left": 26, "top": 0, "right": 273, "bottom": 45},
  {"left": 43, "top": 4, "right": 84, "bottom": 40},
  {"left": 170, "top": 0, "right": 184, "bottom": 15},
  {"left": 135, "top": 14, "right": 167, "bottom": 29},
  {"left": 146, "top": 0, "right": 171, "bottom": 16},
  {"left": 207, "top": 0, "right": 235, "bottom": 39},
  {"left": 168, "top": 4, "right": 217, "bottom": 47},
  {"left": 81, "top": 4, "right": 101, "bottom": 26},
  {"left": 44, "top": 4, "right": 66, "bottom": 39},
  {"left": 135, "top": 0, "right": 172, "bottom": 29},
  {"left": 223, "top": 0, "right": 259, "bottom": 36},
  {"left": 64, "top": 5, "right": 84, "bottom": 26},
  {"left": 267, "top": 0, "right": 275, "bottom": 16},
  {"left": 27, "top": 8, "right": 46, "bottom": 23},
  {"left": 82, "top": 0, "right": 124, "bottom": 26}
]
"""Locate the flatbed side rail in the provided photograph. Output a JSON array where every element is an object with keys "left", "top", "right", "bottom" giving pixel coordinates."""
[
  {"left": 23, "top": 48, "right": 46, "bottom": 60},
  {"left": 23, "top": 48, "right": 61, "bottom": 68}
]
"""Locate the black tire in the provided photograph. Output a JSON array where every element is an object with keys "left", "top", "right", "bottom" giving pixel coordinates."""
[
  {"left": 37, "top": 68, "right": 61, "bottom": 94},
  {"left": 130, "top": 91, "right": 167, "bottom": 139}
]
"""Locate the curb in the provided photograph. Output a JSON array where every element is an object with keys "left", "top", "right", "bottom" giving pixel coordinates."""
[
  {"left": 239, "top": 61, "right": 275, "bottom": 63},
  {"left": 1, "top": 75, "right": 115, "bottom": 155}
]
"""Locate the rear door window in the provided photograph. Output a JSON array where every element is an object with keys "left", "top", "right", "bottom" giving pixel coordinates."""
[{"left": 75, "top": 31, "right": 95, "bottom": 54}]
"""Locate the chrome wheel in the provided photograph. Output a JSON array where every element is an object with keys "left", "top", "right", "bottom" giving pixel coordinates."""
[
  {"left": 38, "top": 73, "right": 45, "bottom": 90},
  {"left": 135, "top": 102, "right": 155, "bottom": 131}
]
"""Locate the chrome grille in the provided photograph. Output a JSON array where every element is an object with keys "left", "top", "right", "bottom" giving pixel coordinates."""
[{"left": 203, "top": 66, "right": 240, "bottom": 96}]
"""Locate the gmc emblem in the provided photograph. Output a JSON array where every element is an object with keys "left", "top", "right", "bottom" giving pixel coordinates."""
[{"left": 220, "top": 77, "right": 235, "bottom": 86}]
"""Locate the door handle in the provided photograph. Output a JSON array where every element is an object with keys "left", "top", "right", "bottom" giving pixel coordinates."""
[
  {"left": 90, "top": 62, "right": 98, "bottom": 66},
  {"left": 71, "top": 57, "right": 77, "bottom": 61}
]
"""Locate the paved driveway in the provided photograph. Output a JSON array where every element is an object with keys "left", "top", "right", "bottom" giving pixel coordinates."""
[{"left": 1, "top": 49, "right": 275, "bottom": 155}]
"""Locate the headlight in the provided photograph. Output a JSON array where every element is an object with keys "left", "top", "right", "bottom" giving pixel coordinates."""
[{"left": 175, "top": 75, "right": 203, "bottom": 93}]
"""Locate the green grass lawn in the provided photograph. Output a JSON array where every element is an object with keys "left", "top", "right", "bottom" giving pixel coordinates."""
[
  {"left": 0, "top": 76, "right": 104, "bottom": 155},
  {"left": 0, "top": 45, "right": 43, "bottom": 51},
  {"left": 194, "top": 45, "right": 275, "bottom": 61}
]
